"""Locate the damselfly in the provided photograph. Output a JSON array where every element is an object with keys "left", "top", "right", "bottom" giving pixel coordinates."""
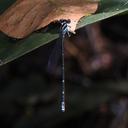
[{"left": 48, "top": 19, "right": 71, "bottom": 112}]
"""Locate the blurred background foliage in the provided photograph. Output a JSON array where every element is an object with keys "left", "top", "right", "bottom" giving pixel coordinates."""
[{"left": 0, "top": 0, "right": 128, "bottom": 128}]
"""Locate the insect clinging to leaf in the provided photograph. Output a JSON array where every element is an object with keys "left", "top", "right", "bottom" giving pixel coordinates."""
[{"left": 0, "top": 0, "right": 99, "bottom": 112}]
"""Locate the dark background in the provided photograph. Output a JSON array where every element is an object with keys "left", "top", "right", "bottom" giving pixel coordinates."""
[{"left": 0, "top": 14, "right": 128, "bottom": 128}]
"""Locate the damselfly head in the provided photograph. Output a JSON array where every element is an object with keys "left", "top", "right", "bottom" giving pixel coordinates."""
[{"left": 58, "top": 19, "right": 71, "bottom": 24}]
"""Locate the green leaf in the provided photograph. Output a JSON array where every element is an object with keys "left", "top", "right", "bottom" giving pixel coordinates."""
[
  {"left": 0, "top": 0, "right": 16, "bottom": 14},
  {"left": 77, "top": 0, "right": 128, "bottom": 29},
  {"left": 0, "top": 0, "right": 128, "bottom": 65}
]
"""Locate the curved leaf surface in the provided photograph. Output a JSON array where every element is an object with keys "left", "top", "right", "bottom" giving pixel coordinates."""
[{"left": 0, "top": 0, "right": 128, "bottom": 65}]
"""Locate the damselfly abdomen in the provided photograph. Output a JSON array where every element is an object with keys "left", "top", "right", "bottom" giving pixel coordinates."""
[{"left": 48, "top": 19, "right": 71, "bottom": 112}]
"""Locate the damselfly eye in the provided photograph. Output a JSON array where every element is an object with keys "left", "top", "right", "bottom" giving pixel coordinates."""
[
  {"left": 59, "top": 19, "right": 71, "bottom": 24},
  {"left": 67, "top": 19, "right": 71, "bottom": 24}
]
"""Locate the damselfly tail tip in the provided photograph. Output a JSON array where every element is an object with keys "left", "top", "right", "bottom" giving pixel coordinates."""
[
  {"left": 61, "top": 107, "right": 65, "bottom": 112},
  {"left": 61, "top": 101, "right": 65, "bottom": 112}
]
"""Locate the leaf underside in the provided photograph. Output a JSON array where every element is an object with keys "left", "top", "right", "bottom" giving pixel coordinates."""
[{"left": 0, "top": 0, "right": 128, "bottom": 65}]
